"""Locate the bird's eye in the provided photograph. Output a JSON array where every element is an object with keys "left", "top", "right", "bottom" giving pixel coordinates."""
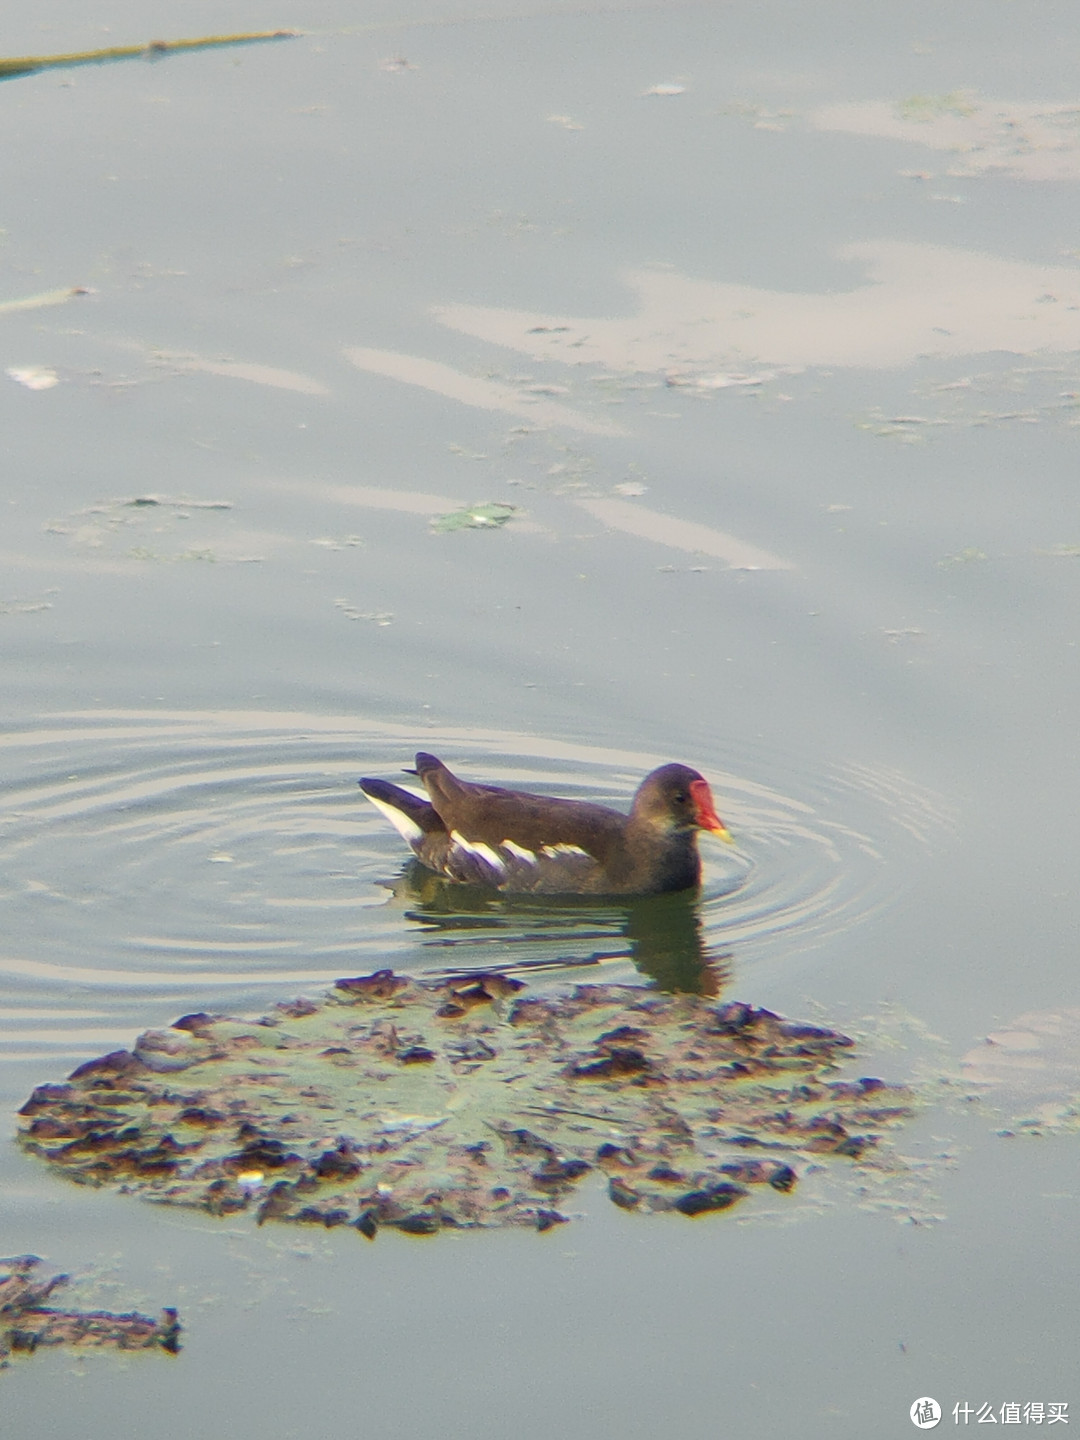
[{"left": 674, "top": 791, "right": 687, "bottom": 803}]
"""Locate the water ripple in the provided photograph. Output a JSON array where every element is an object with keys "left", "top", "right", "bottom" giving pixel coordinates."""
[{"left": 0, "top": 710, "right": 953, "bottom": 1066}]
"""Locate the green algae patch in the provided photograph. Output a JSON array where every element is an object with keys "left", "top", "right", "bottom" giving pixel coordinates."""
[
  {"left": 430, "top": 502, "right": 516, "bottom": 533},
  {"left": 0, "top": 31, "right": 297, "bottom": 82},
  {"left": 16, "top": 973, "right": 913, "bottom": 1236},
  {"left": 897, "top": 91, "right": 977, "bottom": 122},
  {"left": 0, "top": 1256, "right": 179, "bottom": 1364}
]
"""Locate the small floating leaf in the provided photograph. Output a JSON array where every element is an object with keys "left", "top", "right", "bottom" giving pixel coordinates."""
[{"left": 430, "top": 502, "right": 517, "bottom": 533}]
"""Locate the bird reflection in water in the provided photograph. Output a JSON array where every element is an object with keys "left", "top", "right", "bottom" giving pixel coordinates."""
[{"left": 389, "top": 861, "right": 732, "bottom": 996}]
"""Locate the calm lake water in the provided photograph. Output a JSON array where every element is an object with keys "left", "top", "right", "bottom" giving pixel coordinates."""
[{"left": 3, "top": 2, "right": 1079, "bottom": 1435}]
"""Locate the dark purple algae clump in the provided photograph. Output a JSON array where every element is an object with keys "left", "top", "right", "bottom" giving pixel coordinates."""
[
  {"left": 16, "top": 971, "right": 913, "bottom": 1234},
  {"left": 0, "top": 1256, "right": 179, "bottom": 1364}
]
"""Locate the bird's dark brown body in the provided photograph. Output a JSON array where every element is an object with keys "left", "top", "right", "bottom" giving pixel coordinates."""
[{"left": 359, "top": 753, "right": 732, "bottom": 896}]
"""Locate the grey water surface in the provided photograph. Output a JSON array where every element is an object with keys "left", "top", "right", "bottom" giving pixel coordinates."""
[{"left": 2, "top": 2, "right": 1079, "bottom": 1436}]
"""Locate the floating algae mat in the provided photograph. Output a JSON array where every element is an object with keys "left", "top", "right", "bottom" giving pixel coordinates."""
[
  {"left": 17, "top": 973, "right": 914, "bottom": 1236},
  {"left": 0, "top": 1256, "right": 179, "bottom": 1365}
]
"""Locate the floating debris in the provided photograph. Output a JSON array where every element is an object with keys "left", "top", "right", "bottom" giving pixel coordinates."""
[
  {"left": 0, "top": 287, "right": 87, "bottom": 316},
  {"left": 44, "top": 495, "right": 260, "bottom": 564},
  {"left": 666, "top": 369, "right": 775, "bottom": 391},
  {"left": 129, "top": 547, "right": 216, "bottom": 563},
  {"left": 0, "top": 30, "right": 298, "bottom": 82},
  {"left": 882, "top": 627, "right": 927, "bottom": 644},
  {"left": 939, "top": 547, "right": 988, "bottom": 566},
  {"left": 430, "top": 502, "right": 517, "bottom": 533},
  {"left": 125, "top": 495, "right": 233, "bottom": 510},
  {"left": 643, "top": 83, "right": 686, "bottom": 97},
  {"left": 0, "top": 1256, "right": 179, "bottom": 1364},
  {"left": 854, "top": 411, "right": 949, "bottom": 441},
  {"left": 333, "top": 599, "right": 393, "bottom": 625},
  {"left": 17, "top": 972, "right": 914, "bottom": 1236},
  {"left": 311, "top": 535, "right": 365, "bottom": 550},
  {"left": 0, "top": 595, "right": 54, "bottom": 616},
  {"left": 6, "top": 366, "right": 59, "bottom": 391}
]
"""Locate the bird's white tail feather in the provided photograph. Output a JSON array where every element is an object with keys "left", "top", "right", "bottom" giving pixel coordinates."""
[{"left": 362, "top": 790, "right": 424, "bottom": 847}]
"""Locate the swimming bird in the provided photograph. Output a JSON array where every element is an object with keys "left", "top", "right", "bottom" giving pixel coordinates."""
[{"left": 359, "top": 752, "right": 733, "bottom": 896}]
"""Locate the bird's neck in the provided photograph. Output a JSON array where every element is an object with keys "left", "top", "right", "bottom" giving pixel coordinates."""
[{"left": 620, "top": 821, "right": 702, "bottom": 893}]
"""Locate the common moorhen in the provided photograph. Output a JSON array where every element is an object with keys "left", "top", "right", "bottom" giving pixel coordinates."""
[{"left": 359, "top": 753, "right": 733, "bottom": 896}]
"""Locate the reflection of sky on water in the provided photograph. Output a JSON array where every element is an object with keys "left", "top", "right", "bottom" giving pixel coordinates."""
[
  {"left": 434, "top": 241, "right": 1080, "bottom": 370},
  {"left": 1, "top": 712, "right": 938, "bottom": 1049},
  {"left": 812, "top": 97, "right": 1080, "bottom": 182}
]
